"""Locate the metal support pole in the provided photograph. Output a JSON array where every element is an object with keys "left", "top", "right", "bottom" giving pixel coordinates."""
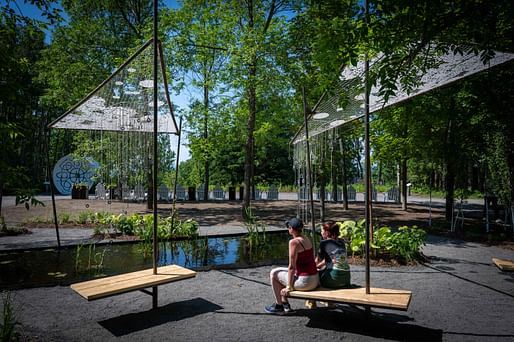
[
  {"left": 484, "top": 175, "right": 490, "bottom": 233},
  {"left": 47, "top": 129, "right": 61, "bottom": 249},
  {"left": 171, "top": 116, "right": 183, "bottom": 229},
  {"left": 364, "top": 0, "right": 371, "bottom": 294},
  {"left": 429, "top": 165, "right": 433, "bottom": 227},
  {"left": 152, "top": 286, "right": 158, "bottom": 309},
  {"left": 302, "top": 86, "right": 317, "bottom": 252},
  {"left": 152, "top": 0, "right": 159, "bottom": 277}
]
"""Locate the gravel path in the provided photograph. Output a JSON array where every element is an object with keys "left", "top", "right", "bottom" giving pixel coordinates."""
[{"left": 2, "top": 235, "right": 514, "bottom": 342}]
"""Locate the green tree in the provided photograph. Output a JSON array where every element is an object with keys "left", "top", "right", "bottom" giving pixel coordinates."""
[
  {"left": 293, "top": 0, "right": 514, "bottom": 224},
  {"left": 37, "top": 1, "right": 162, "bottom": 208},
  {"left": 223, "top": 0, "right": 295, "bottom": 219},
  {"left": 0, "top": 11, "right": 48, "bottom": 216},
  {"left": 163, "top": 0, "right": 231, "bottom": 199}
]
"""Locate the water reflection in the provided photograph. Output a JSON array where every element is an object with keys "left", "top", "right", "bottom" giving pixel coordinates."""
[{"left": 0, "top": 232, "right": 290, "bottom": 289}]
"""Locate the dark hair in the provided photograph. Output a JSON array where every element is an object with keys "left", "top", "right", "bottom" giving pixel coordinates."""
[{"left": 322, "top": 221, "right": 339, "bottom": 239}]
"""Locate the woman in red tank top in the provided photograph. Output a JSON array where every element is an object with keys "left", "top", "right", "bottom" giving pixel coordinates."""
[{"left": 265, "top": 217, "right": 319, "bottom": 314}]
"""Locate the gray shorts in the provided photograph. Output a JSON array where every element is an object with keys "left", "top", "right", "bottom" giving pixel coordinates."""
[{"left": 272, "top": 267, "right": 319, "bottom": 291}]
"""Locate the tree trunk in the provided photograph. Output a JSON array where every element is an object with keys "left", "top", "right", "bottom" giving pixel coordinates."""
[
  {"left": 445, "top": 166, "right": 455, "bottom": 222},
  {"left": 377, "top": 161, "right": 382, "bottom": 185},
  {"left": 203, "top": 81, "right": 210, "bottom": 201},
  {"left": 147, "top": 137, "right": 153, "bottom": 210},
  {"left": 242, "top": 60, "right": 257, "bottom": 220},
  {"left": 443, "top": 115, "right": 457, "bottom": 222},
  {"left": 330, "top": 132, "right": 337, "bottom": 202},
  {"left": 401, "top": 158, "right": 408, "bottom": 210},
  {"left": 331, "top": 159, "right": 338, "bottom": 202},
  {"left": 396, "top": 162, "right": 401, "bottom": 191},
  {"left": 339, "top": 139, "right": 348, "bottom": 210},
  {"left": 147, "top": 184, "right": 154, "bottom": 209},
  {"left": 0, "top": 184, "right": 3, "bottom": 218},
  {"left": 241, "top": 0, "right": 277, "bottom": 219},
  {"left": 320, "top": 172, "right": 326, "bottom": 222}
]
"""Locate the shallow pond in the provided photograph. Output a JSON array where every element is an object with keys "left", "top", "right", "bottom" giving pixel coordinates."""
[{"left": 0, "top": 232, "right": 290, "bottom": 289}]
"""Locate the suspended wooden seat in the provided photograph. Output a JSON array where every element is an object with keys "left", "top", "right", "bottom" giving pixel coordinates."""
[
  {"left": 287, "top": 286, "right": 412, "bottom": 311},
  {"left": 492, "top": 258, "right": 514, "bottom": 271},
  {"left": 71, "top": 265, "right": 196, "bottom": 304}
]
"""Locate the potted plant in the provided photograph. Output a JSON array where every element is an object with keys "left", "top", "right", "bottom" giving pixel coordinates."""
[{"left": 72, "top": 183, "right": 88, "bottom": 199}]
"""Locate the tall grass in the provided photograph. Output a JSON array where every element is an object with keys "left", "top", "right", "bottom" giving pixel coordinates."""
[
  {"left": 1, "top": 291, "right": 18, "bottom": 342},
  {"left": 74, "top": 243, "right": 108, "bottom": 273}
]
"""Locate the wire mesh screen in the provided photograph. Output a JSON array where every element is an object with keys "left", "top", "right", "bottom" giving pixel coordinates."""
[
  {"left": 48, "top": 39, "right": 178, "bottom": 134},
  {"left": 47, "top": 39, "right": 178, "bottom": 202},
  {"left": 293, "top": 50, "right": 514, "bottom": 144}
]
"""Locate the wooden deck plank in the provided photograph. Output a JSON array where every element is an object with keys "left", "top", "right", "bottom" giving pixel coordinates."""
[
  {"left": 71, "top": 265, "right": 196, "bottom": 301},
  {"left": 493, "top": 258, "right": 514, "bottom": 271},
  {"left": 287, "top": 287, "right": 412, "bottom": 311}
]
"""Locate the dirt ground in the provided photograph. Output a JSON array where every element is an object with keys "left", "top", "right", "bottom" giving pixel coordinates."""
[
  {"left": 4, "top": 197, "right": 514, "bottom": 251},
  {"left": 3, "top": 198, "right": 447, "bottom": 229}
]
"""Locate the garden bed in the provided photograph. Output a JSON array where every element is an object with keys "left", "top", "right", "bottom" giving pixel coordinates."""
[{"left": 2, "top": 198, "right": 511, "bottom": 248}]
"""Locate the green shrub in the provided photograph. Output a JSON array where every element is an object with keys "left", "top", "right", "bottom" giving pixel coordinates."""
[
  {"left": 28, "top": 216, "right": 47, "bottom": 224},
  {"left": 108, "top": 214, "right": 138, "bottom": 236},
  {"left": 174, "top": 218, "right": 199, "bottom": 237},
  {"left": 339, "top": 219, "right": 365, "bottom": 256},
  {"left": 386, "top": 226, "right": 426, "bottom": 261},
  {"left": 93, "top": 211, "right": 110, "bottom": 225},
  {"left": 338, "top": 219, "right": 426, "bottom": 262},
  {"left": 58, "top": 213, "right": 71, "bottom": 224},
  {"left": 77, "top": 211, "right": 93, "bottom": 224},
  {"left": 82, "top": 212, "right": 199, "bottom": 240}
]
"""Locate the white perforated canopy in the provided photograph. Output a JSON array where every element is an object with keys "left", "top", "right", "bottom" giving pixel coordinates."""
[
  {"left": 293, "top": 49, "right": 514, "bottom": 144},
  {"left": 48, "top": 39, "right": 178, "bottom": 134}
]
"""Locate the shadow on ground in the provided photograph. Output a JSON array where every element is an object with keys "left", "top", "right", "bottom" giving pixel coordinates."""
[
  {"left": 301, "top": 306, "right": 443, "bottom": 341},
  {"left": 99, "top": 297, "right": 222, "bottom": 337}
]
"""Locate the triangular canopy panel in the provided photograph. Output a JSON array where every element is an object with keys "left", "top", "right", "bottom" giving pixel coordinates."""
[
  {"left": 293, "top": 49, "right": 514, "bottom": 144},
  {"left": 49, "top": 39, "right": 178, "bottom": 134}
]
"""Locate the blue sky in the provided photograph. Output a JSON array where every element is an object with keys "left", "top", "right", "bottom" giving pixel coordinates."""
[
  {"left": 9, "top": 0, "right": 179, "bottom": 21},
  {"left": 10, "top": 0, "right": 192, "bottom": 162}
]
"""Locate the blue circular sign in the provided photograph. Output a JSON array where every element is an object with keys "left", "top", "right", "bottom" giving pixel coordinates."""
[{"left": 52, "top": 154, "right": 99, "bottom": 195}]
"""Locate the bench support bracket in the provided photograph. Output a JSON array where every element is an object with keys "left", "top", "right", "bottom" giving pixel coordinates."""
[{"left": 139, "top": 286, "right": 159, "bottom": 308}]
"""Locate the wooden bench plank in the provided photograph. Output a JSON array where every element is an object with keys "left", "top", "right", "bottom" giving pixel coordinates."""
[
  {"left": 287, "top": 287, "right": 412, "bottom": 311},
  {"left": 71, "top": 265, "right": 187, "bottom": 291},
  {"left": 71, "top": 265, "right": 196, "bottom": 301},
  {"left": 493, "top": 258, "right": 514, "bottom": 271}
]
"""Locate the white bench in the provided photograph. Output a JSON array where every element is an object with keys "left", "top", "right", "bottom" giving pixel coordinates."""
[
  {"left": 267, "top": 185, "right": 279, "bottom": 200},
  {"left": 347, "top": 186, "right": 356, "bottom": 201},
  {"left": 213, "top": 186, "right": 225, "bottom": 200}
]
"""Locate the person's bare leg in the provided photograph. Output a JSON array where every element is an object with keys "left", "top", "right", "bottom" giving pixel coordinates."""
[{"left": 270, "top": 269, "right": 285, "bottom": 304}]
